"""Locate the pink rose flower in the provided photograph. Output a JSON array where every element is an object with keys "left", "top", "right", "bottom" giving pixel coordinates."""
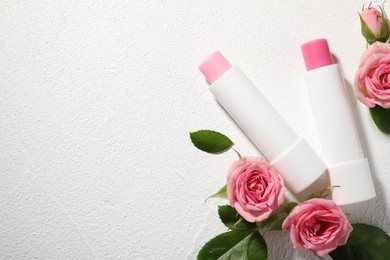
[
  {"left": 354, "top": 42, "right": 390, "bottom": 108},
  {"left": 282, "top": 198, "right": 353, "bottom": 257},
  {"left": 227, "top": 157, "right": 284, "bottom": 223}
]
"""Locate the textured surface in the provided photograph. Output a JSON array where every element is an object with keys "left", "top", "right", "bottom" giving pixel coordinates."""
[{"left": 1, "top": 1, "right": 389, "bottom": 259}]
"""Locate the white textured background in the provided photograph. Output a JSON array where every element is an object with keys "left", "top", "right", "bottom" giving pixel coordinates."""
[{"left": 1, "top": 1, "right": 389, "bottom": 259}]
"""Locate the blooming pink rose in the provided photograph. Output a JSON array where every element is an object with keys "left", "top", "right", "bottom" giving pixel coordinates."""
[
  {"left": 282, "top": 198, "right": 353, "bottom": 257},
  {"left": 227, "top": 157, "right": 284, "bottom": 223},
  {"left": 354, "top": 42, "right": 390, "bottom": 108}
]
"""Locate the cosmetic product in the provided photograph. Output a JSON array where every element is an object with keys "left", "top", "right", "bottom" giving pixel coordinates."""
[
  {"left": 199, "top": 51, "right": 326, "bottom": 193},
  {"left": 301, "top": 38, "right": 375, "bottom": 205}
]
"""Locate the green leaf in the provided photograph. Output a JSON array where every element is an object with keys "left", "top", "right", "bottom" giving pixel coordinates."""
[
  {"left": 307, "top": 186, "right": 339, "bottom": 200},
  {"left": 370, "top": 106, "right": 390, "bottom": 134},
  {"left": 206, "top": 185, "right": 228, "bottom": 201},
  {"left": 247, "top": 232, "right": 268, "bottom": 260},
  {"left": 218, "top": 205, "right": 257, "bottom": 231},
  {"left": 257, "top": 212, "right": 287, "bottom": 232},
  {"left": 197, "top": 230, "right": 267, "bottom": 260},
  {"left": 267, "top": 215, "right": 286, "bottom": 231},
  {"left": 329, "top": 223, "right": 390, "bottom": 260},
  {"left": 283, "top": 201, "right": 298, "bottom": 214},
  {"left": 190, "top": 130, "right": 234, "bottom": 154}
]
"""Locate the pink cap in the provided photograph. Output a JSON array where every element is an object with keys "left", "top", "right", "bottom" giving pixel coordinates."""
[
  {"left": 199, "top": 51, "right": 232, "bottom": 84},
  {"left": 301, "top": 39, "right": 333, "bottom": 71}
]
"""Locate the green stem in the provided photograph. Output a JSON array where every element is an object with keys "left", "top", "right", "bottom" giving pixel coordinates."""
[{"left": 232, "top": 148, "right": 244, "bottom": 160}]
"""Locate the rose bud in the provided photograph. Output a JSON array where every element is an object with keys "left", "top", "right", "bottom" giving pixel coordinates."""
[
  {"left": 360, "top": 5, "right": 390, "bottom": 44},
  {"left": 282, "top": 198, "right": 353, "bottom": 257},
  {"left": 226, "top": 157, "right": 284, "bottom": 223},
  {"left": 354, "top": 42, "right": 390, "bottom": 108}
]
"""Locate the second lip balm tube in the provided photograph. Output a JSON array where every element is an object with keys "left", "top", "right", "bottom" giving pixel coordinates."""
[
  {"left": 199, "top": 51, "right": 326, "bottom": 193},
  {"left": 301, "top": 39, "right": 376, "bottom": 205}
]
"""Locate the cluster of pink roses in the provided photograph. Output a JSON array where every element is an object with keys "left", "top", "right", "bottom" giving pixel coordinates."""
[
  {"left": 355, "top": 5, "right": 390, "bottom": 108},
  {"left": 227, "top": 157, "right": 352, "bottom": 257}
]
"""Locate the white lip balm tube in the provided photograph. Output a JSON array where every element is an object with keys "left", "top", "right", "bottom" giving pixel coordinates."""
[
  {"left": 198, "top": 51, "right": 326, "bottom": 193},
  {"left": 301, "top": 39, "right": 376, "bottom": 205}
]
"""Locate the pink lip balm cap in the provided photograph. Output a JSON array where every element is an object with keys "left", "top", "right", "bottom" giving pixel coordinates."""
[
  {"left": 301, "top": 39, "right": 333, "bottom": 71},
  {"left": 199, "top": 51, "right": 232, "bottom": 84}
]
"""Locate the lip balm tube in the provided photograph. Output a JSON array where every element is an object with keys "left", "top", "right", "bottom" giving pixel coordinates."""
[
  {"left": 301, "top": 39, "right": 376, "bottom": 205},
  {"left": 198, "top": 51, "right": 326, "bottom": 193}
]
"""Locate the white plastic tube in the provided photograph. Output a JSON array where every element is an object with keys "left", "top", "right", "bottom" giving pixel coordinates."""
[
  {"left": 301, "top": 39, "right": 376, "bottom": 205},
  {"left": 199, "top": 51, "right": 326, "bottom": 193}
]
